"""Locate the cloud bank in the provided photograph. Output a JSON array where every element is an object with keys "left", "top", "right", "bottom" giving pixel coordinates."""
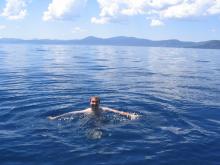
[
  {"left": 1, "top": 0, "right": 29, "bottom": 20},
  {"left": 92, "top": 0, "right": 220, "bottom": 26},
  {"left": 42, "top": 0, "right": 87, "bottom": 21},
  {"left": 1, "top": 0, "right": 220, "bottom": 26}
]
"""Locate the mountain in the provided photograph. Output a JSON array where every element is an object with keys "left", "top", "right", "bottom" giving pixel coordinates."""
[
  {"left": 0, "top": 36, "right": 220, "bottom": 49},
  {"left": 192, "top": 40, "right": 220, "bottom": 49}
]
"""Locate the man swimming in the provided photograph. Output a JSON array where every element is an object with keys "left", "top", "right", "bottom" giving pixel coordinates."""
[{"left": 48, "top": 96, "right": 138, "bottom": 120}]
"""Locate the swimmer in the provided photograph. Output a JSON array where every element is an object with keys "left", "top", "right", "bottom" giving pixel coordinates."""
[{"left": 48, "top": 96, "right": 139, "bottom": 120}]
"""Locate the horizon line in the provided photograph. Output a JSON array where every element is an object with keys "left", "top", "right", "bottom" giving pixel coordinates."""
[{"left": 0, "top": 36, "right": 219, "bottom": 43}]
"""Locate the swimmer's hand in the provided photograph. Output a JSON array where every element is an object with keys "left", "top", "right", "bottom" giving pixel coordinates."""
[
  {"left": 123, "top": 112, "right": 140, "bottom": 120},
  {"left": 129, "top": 113, "right": 140, "bottom": 120},
  {"left": 48, "top": 116, "right": 56, "bottom": 120}
]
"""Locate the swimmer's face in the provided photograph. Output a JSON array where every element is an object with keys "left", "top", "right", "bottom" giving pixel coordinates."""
[{"left": 90, "top": 97, "right": 100, "bottom": 109}]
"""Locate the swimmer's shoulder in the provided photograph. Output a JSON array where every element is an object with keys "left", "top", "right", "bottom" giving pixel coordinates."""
[{"left": 84, "top": 108, "right": 92, "bottom": 113}]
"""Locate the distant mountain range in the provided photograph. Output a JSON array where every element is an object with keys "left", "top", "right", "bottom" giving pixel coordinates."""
[{"left": 1, "top": 36, "right": 220, "bottom": 49}]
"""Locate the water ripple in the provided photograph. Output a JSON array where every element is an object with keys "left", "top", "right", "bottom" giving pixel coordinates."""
[{"left": 0, "top": 45, "right": 220, "bottom": 164}]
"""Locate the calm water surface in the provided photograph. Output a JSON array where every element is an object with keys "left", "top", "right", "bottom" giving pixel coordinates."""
[{"left": 0, "top": 44, "right": 220, "bottom": 165}]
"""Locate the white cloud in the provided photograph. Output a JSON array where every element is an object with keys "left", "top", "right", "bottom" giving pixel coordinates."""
[
  {"left": 1, "top": 0, "right": 29, "bottom": 20},
  {"left": 91, "top": 16, "right": 109, "bottom": 24},
  {"left": 92, "top": 0, "right": 220, "bottom": 26},
  {"left": 207, "top": 1, "right": 220, "bottom": 15},
  {"left": 150, "top": 19, "right": 164, "bottom": 26},
  {"left": 91, "top": 0, "right": 147, "bottom": 24},
  {"left": 72, "top": 26, "right": 87, "bottom": 33},
  {"left": 147, "top": 0, "right": 182, "bottom": 9},
  {"left": 160, "top": 0, "right": 213, "bottom": 19},
  {"left": 0, "top": 25, "right": 7, "bottom": 30},
  {"left": 43, "top": 0, "right": 87, "bottom": 21}
]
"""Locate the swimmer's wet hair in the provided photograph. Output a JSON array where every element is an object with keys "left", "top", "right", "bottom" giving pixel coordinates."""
[{"left": 90, "top": 96, "right": 100, "bottom": 103}]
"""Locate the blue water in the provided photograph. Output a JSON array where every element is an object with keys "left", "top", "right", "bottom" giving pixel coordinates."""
[{"left": 0, "top": 44, "right": 220, "bottom": 165}]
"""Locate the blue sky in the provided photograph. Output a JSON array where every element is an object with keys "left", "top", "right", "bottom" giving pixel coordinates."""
[{"left": 0, "top": 0, "right": 220, "bottom": 41}]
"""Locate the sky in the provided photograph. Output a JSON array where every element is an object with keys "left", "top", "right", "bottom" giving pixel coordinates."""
[{"left": 0, "top": 0, "right": 220, "bottom": 41}]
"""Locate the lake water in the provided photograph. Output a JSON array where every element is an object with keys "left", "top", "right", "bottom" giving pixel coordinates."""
[{"left": 0, "top": 44, "right": 220, "bottom": 165}]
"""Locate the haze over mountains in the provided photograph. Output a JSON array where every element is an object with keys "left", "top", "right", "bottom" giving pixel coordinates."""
[{"left": 1, "top": 36, "right": 220, "bottom": 49}]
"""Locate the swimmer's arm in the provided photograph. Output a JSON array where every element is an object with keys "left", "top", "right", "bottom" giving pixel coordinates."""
[
  {"left": 103, "top": 107, "right": 138, "bottom": 120},
  {"left": 48, "top": 108, "right": 90, "bottom": 120},
  {"left": 103, "top": 108, "right": 129, "bottom": 116}
]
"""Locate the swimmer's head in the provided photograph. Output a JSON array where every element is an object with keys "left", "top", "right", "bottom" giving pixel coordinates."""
[
  {"left": 90, "top": 96, "right": 100, "bottom": 103},
  {"left": 90, "top": 96, "right": 100, "bottom": 110}
]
